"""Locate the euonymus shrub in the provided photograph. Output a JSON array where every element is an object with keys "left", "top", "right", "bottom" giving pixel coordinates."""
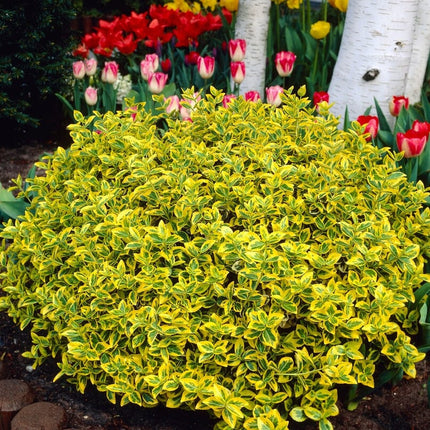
[{"left": 1, "top": 88, "right": 430, "bottom": 430}]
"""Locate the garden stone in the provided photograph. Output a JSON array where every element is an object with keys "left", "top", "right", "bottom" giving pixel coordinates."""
[
  {"left": 0, "top": 379, "right": 34, "bottom": 430},
  {"left": 11, "top": 401, "right": 66, "bottom": 430}
]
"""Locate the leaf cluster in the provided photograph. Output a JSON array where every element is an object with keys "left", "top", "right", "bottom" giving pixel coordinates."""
[
  {"left": 1, "top": 88, "right": 430, "bottom": 429},
  {"left": 0, "top": 0, "right": 76, "bottom": 134}
]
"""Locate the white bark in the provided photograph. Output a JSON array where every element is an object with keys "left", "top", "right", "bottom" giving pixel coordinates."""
[
  {"left": 328, "top": 1, "right": 423, "bottom": 124},
  {"left": 404, "top": 0, "right": 430, "bottom": 103},
  {"left": 233, "top": 0, "right": 272, "bottom": 96}
]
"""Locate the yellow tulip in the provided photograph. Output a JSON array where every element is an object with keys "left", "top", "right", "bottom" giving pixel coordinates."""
[
  {"left": 328, "top": 0, "right": 348, "bottom": 12},
  {"left": 220, "top": 0, "right": 239, "bottom": 11},
  {"left": 201, "top": 0, "right": 217, "bottom": 10},
  {"left": 310, "top": 20, "right": 331, "bottom": 39},
  {"left": 287, "top": 0, "right": 303, "bottom": 9}
]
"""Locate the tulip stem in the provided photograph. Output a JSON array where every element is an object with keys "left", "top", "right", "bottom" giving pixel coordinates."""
[
  {"left": 275, "top": 3, "right": 281, "bottom": 54},
  {"left": 74, "top": 81, "right": 81, "bottom": 112}
]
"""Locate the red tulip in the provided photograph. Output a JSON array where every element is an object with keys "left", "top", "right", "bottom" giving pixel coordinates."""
[
  {"left": 389, "top": 95, "right": 409, "bottom": 116},
  {"left": 197, "top": 55, "right": 215, "bottom": 80},
  {"left": 396, "top": 129, "right": 427, "bottom": 158},
  {"left": 116, "top": 33, "right": 138, "bottom": 55},
  {"left": 275, "top": 51, "right": 296, "bottom": 77},
  {"left": 411, "top": 120, "right": 430, "bottom": 137},
  {"left": 230, "top": 61, "right": 245, "bottom": 84},
  {"left": 313, "top": 91, "right": 329, "bottom": 106},
  {"left": 228, "top": 39, "right": 246, "bottom": 61},
  {"left": 356, "top": 115, "right": 379, "bottom": 141},
  {"left": 161, "top": 58, "right": 171, "bottom": 73},
  {"left": 185, "top": 51, "right": 200, "bottom": 65}
]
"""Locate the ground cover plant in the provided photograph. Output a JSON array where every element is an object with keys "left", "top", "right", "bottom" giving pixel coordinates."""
[{"left": 1, "top": 88, "right": 430, "bottom": 429}]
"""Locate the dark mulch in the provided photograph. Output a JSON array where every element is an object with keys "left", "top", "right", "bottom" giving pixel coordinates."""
[{"left": 1, "top": 141, "right": 430, "bottom": 429}]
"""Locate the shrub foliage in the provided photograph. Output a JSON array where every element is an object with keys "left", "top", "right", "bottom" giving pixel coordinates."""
[
  {"left": 1, "top": 89, "right": 430, "bottom": 429},
  {"left": 0, "top": 0, "right": 75, "bottom": 137}
]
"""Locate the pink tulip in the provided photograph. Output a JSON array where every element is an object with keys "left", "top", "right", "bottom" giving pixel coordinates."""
[
  {"left": 197, "top": 56, "right": 215, "bottom": 80},
  {"left": 101, "top": 61, "right": 119, "bottom": 84},
  {"left": 244, "top": 91, "right": 261, "bottom": 102},
  {"left": 230, "top": 61, "right": 245, "bottom": 84},
  {"left": 228, "top": 39, "right": 246, "bottom": 62},
  {"left": 73, "top": 61, "right": 85, "bottom": 79},
  {"left": 147, "top": 72, "right": 168, "bottom": 94},
  {"left": 140, "top": 54, "right": 159, "bottom": 81},
  {"left": 222, "top": 94, "right": 237, "bottom": 108},
  {"left": 127, "top": 106, "right": 137, "bottom": 121},
  {"left": 144, "top": 54, "right": 159, "bottom": 72},
  {"left": 275, "top": 51, "right": 296, "bottom": 77},
  {"left": 84, "top": 58, "right": 97, "bottom": 76},
  {"left": 84, "top": 86, "right": 98, "bottom": 106},
  {"left": 180, "top": 104, "right": 192, "bottom": 121},
  {"left": 389, "top": 95, "right": 409, "bottom": 116},
  {"left": 356, "top": 115, "right": 379, "bottom": 141},
  {"left": 165, "top": 95, "right": 180, "bottom": 114},
  {"left": 396, "top": 129, "right": 427, "bottom": 158},
  {"left": 179, "top": 92, "right": 201, "bottom": 121},
  {"left": 266, "top": 86, "right": 284, "bottom": 107}
]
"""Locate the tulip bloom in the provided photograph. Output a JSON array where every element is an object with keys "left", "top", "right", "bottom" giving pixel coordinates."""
[
  {"left": 197, "top": 56, "right": 215, "bottom": 80},
  {"left": 328, "top": 0, "right": 348, "bottom": 12},
  {"left": 180, "top": 104, "right": 192, "bottom": 121},
  {"left": 144, "top": 54, "right": 159, "bottom": 73},
  {"left": 397, "top": 129, "right": 428, "bottom": 158},
  {"left": 161, "top": 58, "right": 171, "bottom": 73},
  {"left": 389, "top": 95, "right": 409, "bottom": 116},
  {"left": 101, "top": 61, "right": 119, "bottom": 84},
  {"left": 275, "top": 51, "right": 296, "bottom": 77},
  {"left": 286, "top": 0, "right": 302, "bottom": 8},
  {"left": 220, "top": 0, "right": 239, "bottom": 11},
  {"left": 84, "top": 86, "right": 98, "bottom": 106},
  {"left": 140, "top": 54, "right": 159, "bottom": 80},
  {"left": 84, "top": 58, "right": 97, "bottom": 76},
  {"left": 310, "top": 21, "right": 331, "bottom": 39},
  {"left": 313, "top": 91, "right": 329, "bottom": 112},
  {"left": 222, "top": 94, "right": 237, "bottom": 108},
  {"left": 266, "top": 86, "right": 284, "bottom": 107},
  {"left": 357, "top": 115, "right": 379, "bottom": 141},
  {"left": 73, "top": 61, "right": 85, "bottom": 79},
  {"left": 147, "top": 72, "right": 168, "bottom": 94},
  {"left": 411, "top": 120, "right": 430, "bottom": 137},
  {"left": 185, "top": 51, "right": 200, "bottom": 65},
  {"left": 228, "top": 39, "right": 246, "bottom": 61},
  {"left": 165, "top": 95, "right": 180, "bottom": 114},
  {"left": 230, "top": 61, "right": 245, "bottom": 84},
  {"left": 244, "top": 91, "right": 261, "bottom": 102}
]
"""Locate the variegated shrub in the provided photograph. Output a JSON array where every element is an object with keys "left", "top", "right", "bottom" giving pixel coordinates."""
[{"left": 1, "top": 88, "right": 430, "bottom": 430}]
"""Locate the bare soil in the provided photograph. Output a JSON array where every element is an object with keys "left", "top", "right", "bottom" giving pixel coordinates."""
[{"left": 1, "top": 141, "right": 430, "bottom": 429}]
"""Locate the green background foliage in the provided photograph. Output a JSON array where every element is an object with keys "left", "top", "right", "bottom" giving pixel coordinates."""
[
  {"left": 1, "top": 89, "right": 430, "bottom": 429},
  {"left": 0, "top": 0, "right": 76, "bottom": 142}
]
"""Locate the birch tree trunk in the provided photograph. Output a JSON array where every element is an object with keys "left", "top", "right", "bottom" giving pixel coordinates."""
[
  {"left": 233, "top": 0, "right": 272, "bottom": 96},
  {"left": 404, "top": 0, "right": 430, "bottom": 103},
  {"left": 328, "top": 0, "right": 429, "bottom": 125}
]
